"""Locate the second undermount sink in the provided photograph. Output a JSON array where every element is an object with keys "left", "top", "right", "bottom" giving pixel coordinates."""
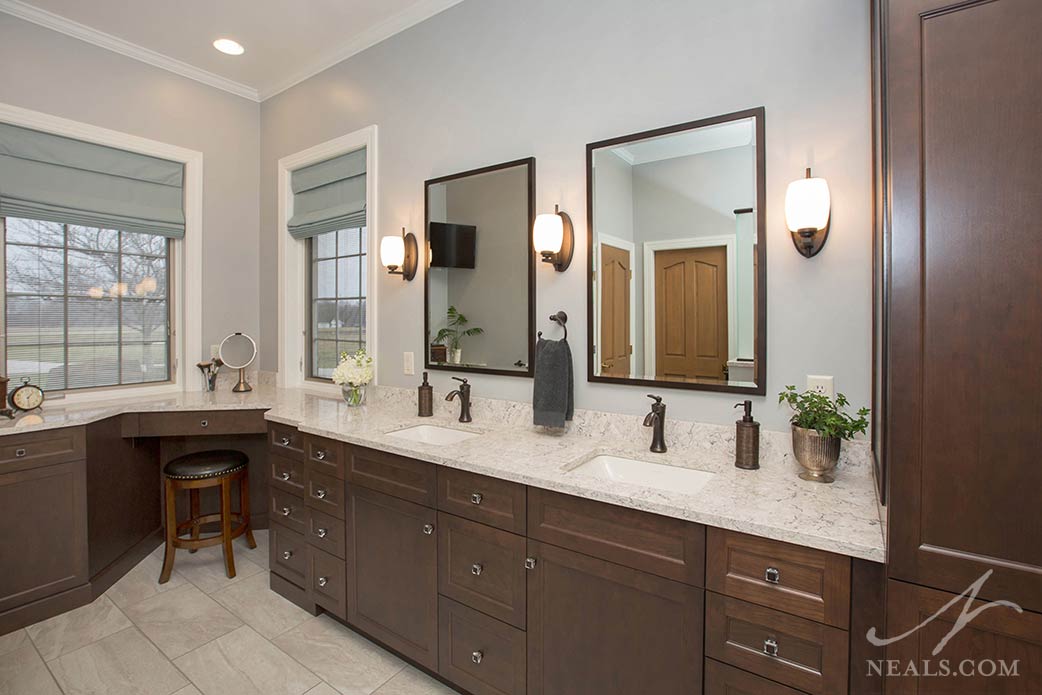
[
  {"left": 386, "top": 424, "right": 479, "bottom": 446},
  {"left": 572, "top": 455, "right": 715, "bottom": 495}
]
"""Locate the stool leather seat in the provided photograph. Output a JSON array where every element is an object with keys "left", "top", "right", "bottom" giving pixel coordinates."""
[{"left": 164, "top": 450, "right": 248, "bottom": 480}]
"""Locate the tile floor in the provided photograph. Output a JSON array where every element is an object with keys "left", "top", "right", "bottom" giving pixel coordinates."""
[{"left": 0, "top": 531, "right": 456, "bottom": 695}]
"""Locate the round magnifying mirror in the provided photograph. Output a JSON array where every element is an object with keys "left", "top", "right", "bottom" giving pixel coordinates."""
[{"left": 218, "top": 332, "right": 257, "bottom": 392}]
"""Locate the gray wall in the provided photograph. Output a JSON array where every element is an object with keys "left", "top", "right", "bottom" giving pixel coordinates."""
[
  {"left": 0, "top": 14, "right": 261, "bottom": 367},
  {"left": 259, "top": 0, "right": 873, "bottom": 431}
]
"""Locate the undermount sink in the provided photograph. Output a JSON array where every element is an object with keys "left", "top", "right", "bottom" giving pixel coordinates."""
[
  {"left": 572, "top": 455, "right": 715, "bottom": 495},
  {"left": 386, "top": 425, "right": 479, "bottom": 446}
]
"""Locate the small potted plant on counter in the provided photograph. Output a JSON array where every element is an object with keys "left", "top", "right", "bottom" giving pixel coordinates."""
[
  {"left": 778, "top": 385, "right": 869, "bottom": 483},
  {"left": 434, "top": 305, "right": 483, "bottom": 364},
  {"left": 332, "top": 348, "right": 374, "bottom": 406}
]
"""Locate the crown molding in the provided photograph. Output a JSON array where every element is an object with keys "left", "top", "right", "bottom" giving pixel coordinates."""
[{"left": 0, "top": 0, "right": 260, "bottom": 101}]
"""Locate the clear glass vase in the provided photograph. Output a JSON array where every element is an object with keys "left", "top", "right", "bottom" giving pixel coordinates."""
[{"left": 342, "top": 384, "right": 367, "bottom": 407}]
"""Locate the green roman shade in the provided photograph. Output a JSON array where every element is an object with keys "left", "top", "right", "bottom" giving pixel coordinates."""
[
  {"left": 288, "top": 147, "right": 366, "bottom": 239},
  {"left": 0, "top": 122, "right": 185, "bottom": 238}
]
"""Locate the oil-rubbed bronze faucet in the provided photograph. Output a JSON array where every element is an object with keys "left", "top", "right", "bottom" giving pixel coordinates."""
[
  {"left": 643, "top": 394, "right": 667, "bottom": 453},
  {"left": 445, "top": 376, "right": 472, "bottom": 423}
]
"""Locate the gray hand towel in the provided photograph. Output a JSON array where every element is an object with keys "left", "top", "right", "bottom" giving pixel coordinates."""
[{"left": 533, "top": 337, "right": 573, "bottom": 428}]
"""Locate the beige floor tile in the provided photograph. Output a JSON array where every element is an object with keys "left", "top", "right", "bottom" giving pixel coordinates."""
[
  {"left": 0, "top": 644, "right": 62, "bottom": 695},
  {"left": 172, "top": 687, "right": 203, "bottom": 695},
  {"left": 174, "top": 625, "right": 320, "bottom": 695},
  {"left": 106, "top": 551, "right": 189, "bottom": 609},
  {"left": 211, "top": 571, "right": 312, "bottom": 639},
  {"left": 25, "top": 594, "right": 133, "bottom": 661},
  {"left": 49, "top": 627, "right": 187, "bottom": 695},
  {"left": 169, "top": 543, "right": 265, "bottom": 594},
  {"left": 123, "top": 584, "right": 242, "bottom": 659},
  {"left": 273, "top": 616, "right": 405, "bottom": 695},
  {"left": 372, "top": 667, "right": 456, "bottom": 695},
  {"left": 0, "top": 630, "right": 29, "bottom": 658},
  {"left": 303, "top": 684, "right": 340, "bottom": 695},
  {"left": 236, "top": 529, "right": 269, "bottom": 569}
]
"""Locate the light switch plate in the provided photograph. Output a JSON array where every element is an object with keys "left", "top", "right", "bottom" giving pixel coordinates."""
[
  {"left": 807, "top": 375, "right": 835, "bottom": 399},
  {"left": 403, "top": 351, "right": 415, "bottom": 376}
]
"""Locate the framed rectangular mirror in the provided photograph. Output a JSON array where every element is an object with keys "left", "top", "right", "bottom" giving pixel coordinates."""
[
  {"left": 425, "top": 157, "right": 535, "bottom": 377},
  {"left": 586, "top": 108, "right": 766, "bottom": 394}
]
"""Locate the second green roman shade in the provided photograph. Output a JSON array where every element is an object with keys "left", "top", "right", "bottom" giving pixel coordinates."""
[{"left": 287, "top": 147, "right": 366, "bottom": 239}]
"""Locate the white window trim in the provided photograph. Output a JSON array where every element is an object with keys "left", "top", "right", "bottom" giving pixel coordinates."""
[
  {"left": 0, "top": 101, "right": 202, "bottom": 403},
  {"left": 277, "top": 126, "right": 378, "bottom": 395}
]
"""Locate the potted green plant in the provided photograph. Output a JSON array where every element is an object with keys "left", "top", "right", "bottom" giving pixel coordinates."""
[
  {"left": 778, "top": 385, "right": 869, "bottom": 483},
  {"left": 433, "top": 306, "right": 483, "bottom": 364}
]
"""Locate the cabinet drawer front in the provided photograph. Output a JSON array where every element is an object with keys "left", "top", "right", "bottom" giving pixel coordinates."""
[
  {"left": 270, "top": 454, "right": 307, "bottom": 495},
  {"left": 439, "top": 596, "right": 526, "bottom": 695},
  {"left": 306, "top": 469, "right": 345, "bottom": 520},
  {"left": 306, "top": 507, "right": 345, "bottom": 559},
  {"left": 705, "top": 592, "right": 848, "bottom": 695},
  {"left": 438, "top": 468, "right": 525, "bottom": 533},
  {"left": 438, "top": 512, "right": 526, "bottom": 628},
  {"left": 0, "top": 427, "right": 85, "bottom": 473},
  {"left": 527, "top": 487, "right": 705, "bottom": 586},
  {"left": 348, "top": 445, "right": 436, "bottom": 506},
  {"left": 270, "top": 522, "right": 307, "bottom": 588},
  {"left": 270, "top": 489, "right": 306, "bottom": 534},
  {"left": 308, "top": 545, "right": 346, "bottom": 620},
  {"left": 134, "top": 410, "right": 266, "bottom": 437},
  {"left": 306, "top": 436, "right": 344, "bottom": 479},
  {"left": 269, "top": 423, "right": 304, "bottom": 460},
  {"left": 707, "top": 528, "right": 851, "bottom": 628},
  {"left": 705, "top": 658, "right": 808, "bottom": 695}
]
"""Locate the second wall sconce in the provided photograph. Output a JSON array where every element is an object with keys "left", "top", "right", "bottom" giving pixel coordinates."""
[
  {"left": 532, "top": 204, "right": 574, "bottom": 272},
  {"left": 785, "top": 167, "right": 831, "bottom": 258},
  {"left": 380, "top": 227, "right": 418, "bottom": 280}
]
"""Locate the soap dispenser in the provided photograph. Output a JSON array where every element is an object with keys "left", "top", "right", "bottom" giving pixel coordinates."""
[
  {"left": 734, "top": 400, "right": 760, "bottom": 470},
  {"left": 418, "top": 372, "right": 434, "bottom": 417}
]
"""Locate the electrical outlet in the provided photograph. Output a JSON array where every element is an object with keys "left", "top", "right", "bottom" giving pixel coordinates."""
[
  {"left": 210, "top": 344, "right": 220, "bottom": 359},
  {"left": 807, "top": 375, "right": 835, "bottom": 399},
  {"left": 403, "top": 351, "right": 415, "bottom": 376}
]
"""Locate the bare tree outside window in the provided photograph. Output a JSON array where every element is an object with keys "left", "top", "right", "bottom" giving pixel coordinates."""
[
  {"left": 308, "top": 227, "right": 367, "bottom": 379},
  {"left": 3, "top": 217, "right": 171, "bottom": 391}
]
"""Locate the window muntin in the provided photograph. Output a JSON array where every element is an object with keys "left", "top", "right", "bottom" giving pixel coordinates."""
[
  {"left": 3, "top": 217, "right": 171, "bottom": 391},
  {"left": 308, "top": 226, "right": 367, "bottom": 379}
]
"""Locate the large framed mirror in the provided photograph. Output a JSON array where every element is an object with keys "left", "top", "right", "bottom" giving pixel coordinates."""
[
  {"left": 424, "top": 157, "right": 535, "bottom": 377},
  {"left": 586, "top": 108, "right": 766, "bottom": 394}
]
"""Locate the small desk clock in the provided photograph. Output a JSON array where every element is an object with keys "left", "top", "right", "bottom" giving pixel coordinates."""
[{"left": 9, "top": 377, "right": 44, "bottom": 412}]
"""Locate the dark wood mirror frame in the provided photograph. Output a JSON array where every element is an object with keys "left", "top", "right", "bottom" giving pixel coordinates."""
[
  {"left": 423, "top": 157, "right": 536, "bottom": 378},
  {"left": 585, "top": 107, "right": 767, "bottom": 395}
]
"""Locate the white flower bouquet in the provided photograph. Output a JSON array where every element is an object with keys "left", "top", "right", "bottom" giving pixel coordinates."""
[{"left": 332, "top": 348, "right": 374, "bottom": 406}]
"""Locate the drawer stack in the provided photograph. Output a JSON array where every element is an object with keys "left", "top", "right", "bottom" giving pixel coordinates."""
[
  {"left": 704, "top": 528, "right": 851, "bottom": 695},
  {"left": 267, "top": 424, "right": 347, "bottom": 619}
]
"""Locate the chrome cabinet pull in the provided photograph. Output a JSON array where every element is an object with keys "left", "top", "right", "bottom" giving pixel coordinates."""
[
  {"left": 317, "top": 576, "right": 328, "bottom": 587},
  {"left": 423, "top": 524, "right": 435, "bottom": 536},
  {"left": 765, "top": 567, "right": 780, "bottom": 584},
  {"left": 524, "top": 557, "right": 537, "bottom": 570},
  {"left": 315, "top": 450, "right": 326, "bottom": 460},
  {"left": 14, "top": 448, "right": 26, "bottom": 458},
  {"left": 471, "top": 650, "right": 483, "bottom": 665},
  {"left": 281, "top": 550, "right": 293, "bottom": 560},
  {"left": 200, "top": 419, "right": 208, "bottom": 428},
  {"left": 763, "top": 638, "right": 779, "bottom": 657},
  {"left": 316, "top": 527, "right": 328, "bottom": 538},
  {"left": 278, "top": 471, "right": 291, "bottom": 481},
  {"left": 280, "top": 506, "right": 292, "bottom": 516},
  {"left": 314, "top": 488, "right": 327, "bottom": 499},
  {"left": 471, "top": 563, "right": 483, "bottom": 576},
  {"left": 470, "top": 492, "right": 483, "bottom": 505},
  {"left": 280, "top": 436, "right": 291, "bottom": 446}
]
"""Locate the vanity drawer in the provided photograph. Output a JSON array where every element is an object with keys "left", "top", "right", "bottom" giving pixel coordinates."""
[
  {"left": 269, "top": 488, "right": 306, "bottom": 534},
  {"left": 704, "top": 658, "right": 809, "bottom": 695},
  {"left": 131, "top": 410, "right": 267, "bottom": 437},
  {"left": 0, "top": 426, "right": 85, "bottom": 473},
  {"left": 438, "top": 596, "right": 526, "bottom": 695},
  {"left": 269, "top": 423, "right": 304, "bottom": 460},
  {"left": 270, "top": 454, "right": 307, "bottom": 495},
  {"left": 438, "top": 512, "right": 526, "bottom": 628},
  {"left": 438, "top": 467, "right": 525, "bottom": 534},
  {"left": 306, "top": 435, "right": 344, "bottom": 479},
  {"left": 308, "top": 545, "right": 347, "bottom": 620},
  {"left": 705, "top": 592, "right": 848, "bottom": 695},
  {"left": 306, "top": 507, "right": 346, "bottom": 559},
  {"left": 270, "top": 522, "right": 307, "bottom": 588},
  {"left": 706, "top": 527, "right": 851, "bottom": 628},
  {"left": 347, "top": 445, "right": 436, "bottom": 507},
  {"left": 306, "top": 469, "right": 346, "bottom": 520},
  {"left": 527, "top": 487, "right": 705, "bottom": 586}
]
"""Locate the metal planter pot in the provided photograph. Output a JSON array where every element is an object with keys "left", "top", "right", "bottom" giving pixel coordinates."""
[{"left": 791, "top": 425, "right": 842, "bottom": 483}]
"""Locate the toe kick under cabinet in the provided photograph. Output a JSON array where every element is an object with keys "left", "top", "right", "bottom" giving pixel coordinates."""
[{"left": 266, "top": 427, "right": 880, "bottom": 695}]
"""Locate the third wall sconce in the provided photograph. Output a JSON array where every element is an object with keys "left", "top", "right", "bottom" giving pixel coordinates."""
[
  {"left": 785, "top": 167, "right": 831, "bottom": 258},
  {"left": 380, "top": 227, "right": 418, "bottom": 280},
  {"left": 532, "top": 204, "right": 574, "bottom": 272}
]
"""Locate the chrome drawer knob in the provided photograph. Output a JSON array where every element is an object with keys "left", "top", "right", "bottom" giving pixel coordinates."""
[
  {"left": 278, "top": 472, "right": 291, "bottom": 481},
  {"left": 524, "top": 557, "right": 537, "bottom": 570},
  {"left": 316, "top": 527, "right": 328, "bottom": 538},
  {"left": 14, "top": 448, "right": 26, "bottom": 458},
  {"left": 200, "top": 420, "right": 208, "bottom": 428},
  {"left": 281, "top": 550, "right": 293, "bottom": 560},
  {"left": 280, "top": 436, "right": 291, "bottom": 445},
  {"left": 471, "top": 650, "right": 483, "bottom": 665},
  {"left": 470, "top": 492, "right": 483, "bottom": 505},
  {"left": 763, "top": 638, "right": 779, "bottom": 657},
  {"left": 315, "top": 450, "right": 326, "bottom": 460},
  {"left": 280, "top": 506, "right": 292, "bottom": 516},
  {"left": 471, "top": 563, "right": 483, "bottom": 576},
  {"left": 765, "top": 567, "right": 780, "bottom": 584},
  {"left": 314, "top": 488, "right": 327, "bottom": 499},
  {"left": 422, "top": 524, "right": 435, "bottom": 536},
  {"left": 317, "top": 576, "right": 328, "bottom": 587}
]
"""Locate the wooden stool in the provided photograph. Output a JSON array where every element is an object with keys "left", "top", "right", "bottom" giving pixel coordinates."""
[{"left": 159, "top": 449, "right": 255, "bottom": 584}]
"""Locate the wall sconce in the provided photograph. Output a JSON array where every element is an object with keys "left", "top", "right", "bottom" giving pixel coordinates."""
[
  {"left": 380, "top": 227, "right": 418, "bottom": 281},
  {"left": 533, "top": 204, "right": 574, "bottom": 272},
  {"left": 785, "top": 167, "right": 831, "bottom": 258}
]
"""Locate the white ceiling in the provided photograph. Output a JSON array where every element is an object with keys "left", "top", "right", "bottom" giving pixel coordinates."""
[
  {"left": 0, "top": 0, "right": 464, "bottom": 101},
  {"left": 612, "top": 119, "right": 755, "bottom": 166}
]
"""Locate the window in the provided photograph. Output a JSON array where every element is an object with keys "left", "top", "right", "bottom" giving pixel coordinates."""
[
  {"left": 307, "top": 226, "right": 367, "bottom": 379},
  {"left": 3, "top": 217, "right": 171, "bottom": 391}
]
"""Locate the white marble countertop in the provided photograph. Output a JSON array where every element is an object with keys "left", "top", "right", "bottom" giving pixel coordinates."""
[{"left": 0, "top": 384, "right": 885, "bottom": 563}]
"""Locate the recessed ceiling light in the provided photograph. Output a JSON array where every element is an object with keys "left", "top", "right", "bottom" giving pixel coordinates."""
[{"left": 213, "top": 38, "right": 245, "bottom": 56}]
